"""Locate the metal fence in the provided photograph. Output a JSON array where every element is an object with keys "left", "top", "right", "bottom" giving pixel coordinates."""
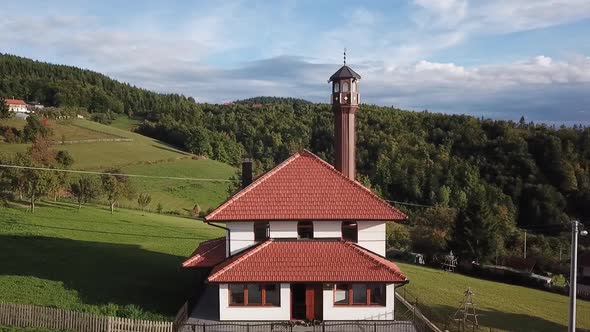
[{"left": 180, "top": 321, "right": 419, "bottom": 332}]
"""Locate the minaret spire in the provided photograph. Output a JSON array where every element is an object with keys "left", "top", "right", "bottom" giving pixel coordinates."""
[{"left": 329, "top": 52, "right": 361, "bottom": 180}]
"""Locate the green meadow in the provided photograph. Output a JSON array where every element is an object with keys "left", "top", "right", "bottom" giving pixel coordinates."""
[{"left": 0, "top": 202, "right": 224, "bottom": 320}]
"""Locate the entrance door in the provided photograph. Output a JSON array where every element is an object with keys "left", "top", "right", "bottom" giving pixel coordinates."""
[
  {"left": 291, "top": 284, "right": 323, "bottom": 321},
  {"left": 291, "top": 284, "right": 306, "bottom": 320}
]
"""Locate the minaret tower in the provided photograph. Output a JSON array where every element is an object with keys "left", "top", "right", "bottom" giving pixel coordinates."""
[{"left": 329, "top": 49, "right": 361, "bottom": 180}]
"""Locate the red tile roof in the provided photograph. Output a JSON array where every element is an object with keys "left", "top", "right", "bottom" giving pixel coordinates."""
[
  {"left": 4, "top": 99, "right": 26, "bottom": 105},
  {"left": 182, "top": 237, "right": 226, "bottom": 268},
  {"left": 206, "top": 150, "right": 406, "bottom": 221},
  {"left": 208, "top": 240, "right": 407, "bottom": 283}
]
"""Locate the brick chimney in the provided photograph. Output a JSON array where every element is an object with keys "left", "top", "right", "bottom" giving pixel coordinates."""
[{"left": 241, "top": 158, "right": 253, "bottom": 188}]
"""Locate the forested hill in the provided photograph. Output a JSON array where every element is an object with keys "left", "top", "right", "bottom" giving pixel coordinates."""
[
  {"left": 2, "top": 54, "right": 589, "bottom": 263},
  {"left": 0, "top": 53, "right": 199, "bottom": 115}
]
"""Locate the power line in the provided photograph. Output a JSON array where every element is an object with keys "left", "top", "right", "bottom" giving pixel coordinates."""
[
  {"left": 0, "top": 164, "right": 236, "bottom": 183},
  {"left": 384, "top": 199, "right": 434, "bottom": 208}
]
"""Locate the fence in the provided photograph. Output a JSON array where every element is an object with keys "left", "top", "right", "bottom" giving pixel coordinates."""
[
  {"left": 394, "top": 289, "right": 444, "bottom": 332},
  {"left": 0, "top": 303, "right": 173, "bottom": 332},
  {"left": 180, "top": 321, "right": 419, "bottom": 332}
]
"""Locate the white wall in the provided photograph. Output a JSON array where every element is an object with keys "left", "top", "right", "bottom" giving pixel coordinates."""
[
  {"left": 226, "top": 222, "right": 255, "bottom": 255},
  {"left": 227, "top": 220, "right": 387, "bottom": 256},
  {"left": 358, "top": 221, "right": 386, "bottom": 256},
  {"left": 219, "top": 283, "right": 291, "bottom": 321},
  {"left": 269, "top": 221, "right": 297, "bottom": 238},
  {"left": 322, "top": 284, "right": 396, "bottom": 321},
  {"left": 314, "top": 221, "right": 341, "bottom": 238}
]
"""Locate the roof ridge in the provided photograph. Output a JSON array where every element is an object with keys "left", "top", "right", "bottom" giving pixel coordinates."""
[
  {"left": 300, "top": 150, "right": 406, "bottom": 220},
  {"left": 208, "top": 239, "right": 274, "bottom": 282},
  {"left": 344, "top": 241, "right": 406, "bottom": 280},
  {"left": 205, "top": 152, "right": 304, "bottom": 220}
]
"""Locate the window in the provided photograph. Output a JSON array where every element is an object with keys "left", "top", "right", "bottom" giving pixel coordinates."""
[
  {"left": 352, "top": 284, "right": 367, "bottom": 304},
  {"left": 334, "top": 284, "right": 386, "bottom": 306},
  {"left": 297, "top": 221, "right": 314, "bottom": 239},
  {"left": 229, "top": 284, "right": 281, "bottom": 306},
  {"left": 369, "top": 284, "right": 386, "bottom": 305},
  {"left": 254, "top": 222, "right": 270, "bottom": 242},
  {"left": 352, "top": 81, "right": 357, "bottom": 92},
  {"left": 333, "top": 82, "right": 340, "bottom": 93},
  {"left": 247, "top": 284, "right": 262, "bottom": 304},
  {"left": 342, "top": 82, "right": 350, "bottom": 92},
  {"left": 229, "top": 284, "right": 245, "bottom": 305},
  {"left": 341, "top": 221, "right": 358, "bottom": 242},
  {"left": 334, "top": 284, "right": 349, "bottom": 304}
]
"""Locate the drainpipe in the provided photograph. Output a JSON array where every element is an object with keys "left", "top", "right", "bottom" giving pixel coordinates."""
[{"left": 203, "top": 219, "right": 230, "bottom": 257}]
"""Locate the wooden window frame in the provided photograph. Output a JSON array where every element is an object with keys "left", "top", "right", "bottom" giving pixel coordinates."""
[
  {"left": 333, "top": 283, "right": 386, "bottom": 306},
  {"left": 228, "top": 283, "right": 281, "bottom": 307}
]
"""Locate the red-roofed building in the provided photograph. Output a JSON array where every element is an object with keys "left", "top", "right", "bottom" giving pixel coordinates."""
[
  {"left": 184, "top": 62, "right": 408, "bottom": 322},
  {"left": 4, "top": 99, "right": 29, "bottom": 114}
]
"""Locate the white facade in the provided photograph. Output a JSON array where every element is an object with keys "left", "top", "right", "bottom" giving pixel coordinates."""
[
  {"left": 322, "top": 283, "right": 396, "bottom": 320},
  {"left": 8, "top": 103, "right": 29, "bottom": 113},
  {"left": 217, "top": 283, "right": 396, "bottom": 321},
  {"left": 227, "top": 220, "right": 386, "bottom": 256},
  {"left": 226, "top": 222, "right": 256, "bottom": 255},
  {"left": 218, "top": 283, "right": 291, "bottom": 321}
]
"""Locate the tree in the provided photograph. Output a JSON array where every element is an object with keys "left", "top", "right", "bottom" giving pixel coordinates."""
[
  {"left": 411, "top": 206, "right": 457, "bottom": 261},
  {"left": 387, "top": 223, "right": 411, "bottom": 251},
  {"left": 137, "top": 193, "right": 152, "bottom": 211},
  {"left": 51, "top": 150, "right": 75, "bottom": 201},
  {"left": 70, "top": 176, "right": 100, "bottom": 209},
  {"left": 0, "top": 99, "right": 10, "bottom": 119},
  {"left": 22, "top": 116, "right": 51, "bottom": 142},
  {"left": 101, "top": 169, "right": 133, "bottom": 214},
  {"left": 156, "top": 202, "right": 163, "bottom": 214}
]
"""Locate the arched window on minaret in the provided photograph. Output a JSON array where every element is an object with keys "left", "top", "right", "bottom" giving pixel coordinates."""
[
  {"left": 352, "top": 81, "right": 357, "bottom": 92},
  {"left": 333, "top": 82, "right": 340, "bottom": 93},
  {"left": 342, "top": 82, "right": 350, "bottom": 92}
]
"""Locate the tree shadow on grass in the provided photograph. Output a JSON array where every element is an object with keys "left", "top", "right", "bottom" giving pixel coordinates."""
[
  {"left": 430, "top": 304, "right": 584, "bottom": 332},
  {"left": 0, "top": 235, "right": 195, "bottom": 317}
]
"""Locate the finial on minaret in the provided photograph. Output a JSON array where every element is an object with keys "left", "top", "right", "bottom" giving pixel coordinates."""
[{"left": 344, "top": 48, "right": 347, "bottom": 65}]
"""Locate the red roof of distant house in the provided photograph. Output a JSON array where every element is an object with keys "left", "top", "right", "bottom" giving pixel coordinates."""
[
  {"left": 4, "top": 99, "right": 26, "bottom": 105},
  {"left": 205, "top": 150, "right": 406, "bottom": 221},
  {"left": 208, "top": 239, "right": 407, "bottom": 283},
  {"left": 182, "top": 237, "right": 226, "bottom": 268}
]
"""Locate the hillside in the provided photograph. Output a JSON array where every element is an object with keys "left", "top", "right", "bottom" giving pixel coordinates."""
[
  {"left": 0, "top": 117, "right": 236, "bottom": 213},
  {"left": 398, "top": 263, "right": 590, "bottom": 332},
  {"left": 0, "top": 201, "right": 223, "bottom": 319}
]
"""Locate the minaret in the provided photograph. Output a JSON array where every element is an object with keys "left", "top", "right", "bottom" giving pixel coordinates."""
[{"left": 329, "top": 50, "right": 361, "bottom": 180}]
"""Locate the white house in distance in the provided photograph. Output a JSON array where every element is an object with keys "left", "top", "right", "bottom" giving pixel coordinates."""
[
  {"left": 4, "top": 99, "right": 30, "bottom": 114},
  {"left": 183, "top": 62, "right": 409, "bottom": 322}
]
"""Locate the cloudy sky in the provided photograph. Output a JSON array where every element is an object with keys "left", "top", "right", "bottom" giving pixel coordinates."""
[{"left": 1, "top": 0, "right": 590, "bottom": 123}]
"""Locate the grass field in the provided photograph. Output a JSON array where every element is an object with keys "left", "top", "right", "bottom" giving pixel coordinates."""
[
  {"left": 0, "top": 118, "right": 121, "bottom": 142},
  {"left": 0, "top": 118, "right": 191, "bottom": 169},
  {"left": 109, "top": 116, "right": 142, "bottom": 131},
  {"left": 0, "top": 202, "right": 224, "bottom": 320},
  {"left": 0, "top": 117, "right": 237, "bottom": 215},
  {"left": 397, "top": 262, "right": 590, "bottom": 332},
  {"left": 119, "top": 158, "right": 235, "bottom": 213}
]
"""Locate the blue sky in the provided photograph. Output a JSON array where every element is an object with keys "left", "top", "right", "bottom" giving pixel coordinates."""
[{"left": 1, "top": 0, "right": 590, "bottom": 123}]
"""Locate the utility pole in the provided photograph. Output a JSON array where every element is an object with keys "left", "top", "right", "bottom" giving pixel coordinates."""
[
  {"left": 523, "top": 230, "right": 527, "bottom": 259},
  {"left": 569, "top": 220, "right": 588, "bottom": 332}
]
